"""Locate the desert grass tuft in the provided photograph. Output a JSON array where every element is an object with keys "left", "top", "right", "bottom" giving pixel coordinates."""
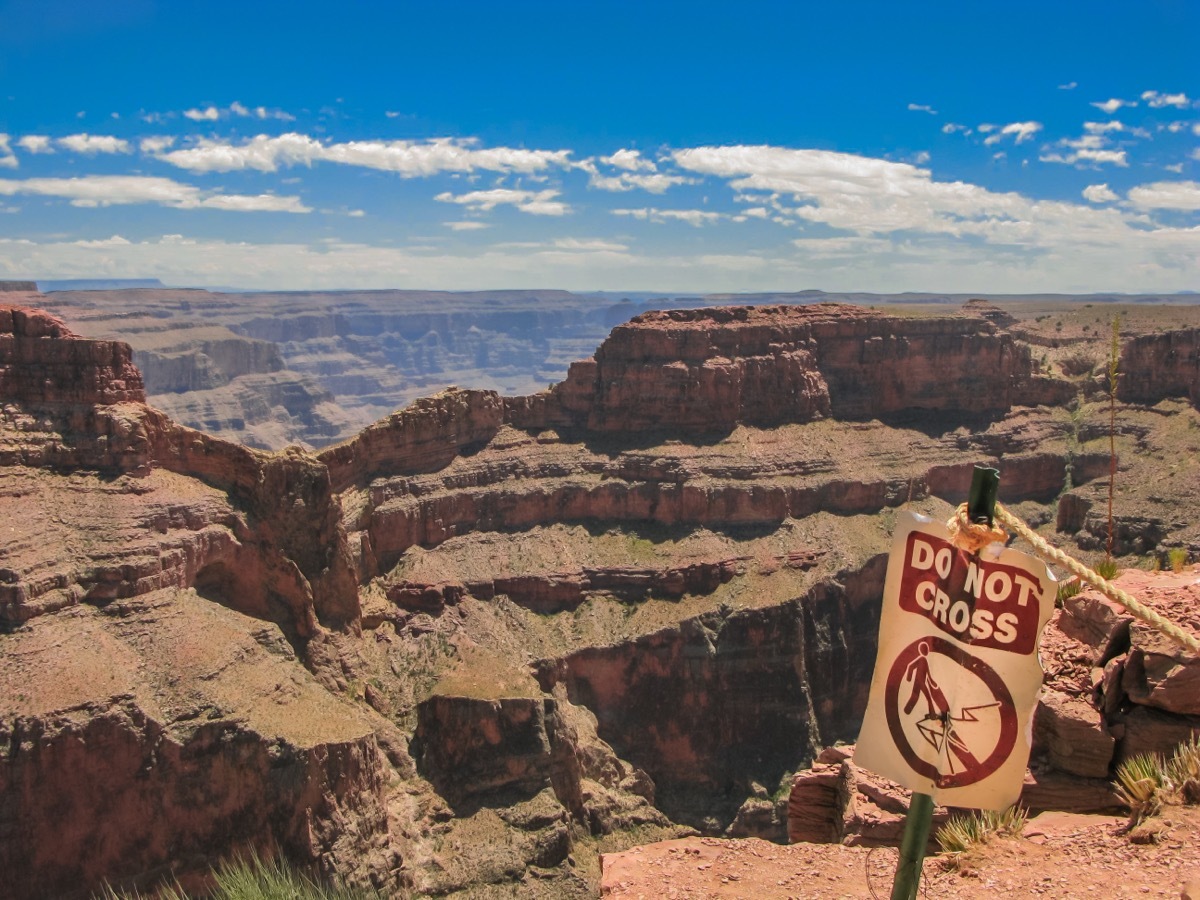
[
  {"left": 1168, "top": 547, "right": 1189, "bottom": 574},
  {"left": 936, "top": 805, "right": 1027, "bottom": 855},
  {"left": 1094, "top": 557, "right": 1120, "bottom": 581},
  {"left": 1056, "top": 577, "right": 1082, "bottom": 605},
  {"left": 96, "top": 852, "right": 379, "bottom": 900}
]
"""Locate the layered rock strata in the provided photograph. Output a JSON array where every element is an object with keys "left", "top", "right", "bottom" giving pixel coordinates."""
[
  {"left": 1119, "top": 328, "right": 1200, "bottom": 408},
  {"left": 5, "top": 299, "right": 1200, "bottom": 896}
]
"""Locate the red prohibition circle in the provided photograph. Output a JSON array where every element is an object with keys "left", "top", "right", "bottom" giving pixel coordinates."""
[{"left": 883, "top": 635, "right": 1018, "bottom": 789}]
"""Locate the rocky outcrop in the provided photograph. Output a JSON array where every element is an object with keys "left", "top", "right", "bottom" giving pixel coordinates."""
[
  {"left": 134, "top": 337, "right": 284, "bottom": 394},
  {"left": 1119, "top": 328, "right": 1200, "bottom": 408},
  {"left": 0, "top": 306, "right": 143, "bottom": 406},
  {"left": 412, "top": 695, "right": 584, "bottom": 816},
  {"left": 382, "top": 554, "right": 766, "bottom": 615},
  {"left": 0, "top": 590, "right": 395, "bottom": 899},
  {"left": 507, "top": 304, "right": 1049, "bottom": 434},
  {"left": 534, "top": 556, "right": 887, "bottom": 831},
  {"left": 319, "top": 388, "right": 505, "bottom": 493}
]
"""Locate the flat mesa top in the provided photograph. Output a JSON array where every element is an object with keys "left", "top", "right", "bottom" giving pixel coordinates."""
[{"left": 623, "top": 303, "right": 897, "bottom": 329}]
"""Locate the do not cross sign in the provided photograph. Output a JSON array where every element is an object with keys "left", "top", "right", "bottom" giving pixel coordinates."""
[{"left": 855, "top": 510, "right": 1056, "bottom": 810}]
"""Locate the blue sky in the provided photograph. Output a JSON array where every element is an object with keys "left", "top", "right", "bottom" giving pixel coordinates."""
[{"left": 0, "top": 0, "right": 1197, "bottom": 293}]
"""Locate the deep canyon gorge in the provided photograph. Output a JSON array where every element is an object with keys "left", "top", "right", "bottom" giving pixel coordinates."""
[{"left": 2, "top": 286, "right": 1199, "bottom": 898}]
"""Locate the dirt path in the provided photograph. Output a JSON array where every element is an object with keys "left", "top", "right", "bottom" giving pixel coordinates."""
[{"left": 601, "top": 809, "right": 1200, "bottom": 899}]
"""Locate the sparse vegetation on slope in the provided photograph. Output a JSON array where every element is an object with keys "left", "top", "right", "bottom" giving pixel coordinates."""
[{"left": 98, "top": 853, "right": 381, "bottom": 900}]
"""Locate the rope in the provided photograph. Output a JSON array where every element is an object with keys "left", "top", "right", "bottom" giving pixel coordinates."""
[{"left": 945, "top": 502, "right": 1200, "bottom": 656}]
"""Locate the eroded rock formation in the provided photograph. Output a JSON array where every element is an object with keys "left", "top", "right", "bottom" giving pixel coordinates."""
[{"left": 3, "top": 296, "right": 1200, "bottom": 897}]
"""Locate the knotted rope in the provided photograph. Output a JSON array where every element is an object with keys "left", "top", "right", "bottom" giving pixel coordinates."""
[{"left": 945, "top": 502, "right": 1200, "bottom": 656}]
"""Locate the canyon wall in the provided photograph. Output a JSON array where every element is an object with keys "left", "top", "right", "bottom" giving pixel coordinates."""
[
  {"left": 1119, "top": 327, "right": 1200, "bottom": 408},
  {"left": 4, "top": 297, "right": 1200, "bottom": 895}
]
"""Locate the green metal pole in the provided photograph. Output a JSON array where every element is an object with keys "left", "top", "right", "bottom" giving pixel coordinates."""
[
  {"left": 889, "top": 466, "right": 999, "bottom": 899},
  {"left": 890, "top": 792, "right": 935, "bottom": 900},
  {"left": 967, "top": 465, "right": 1000, "bottom": 527}
]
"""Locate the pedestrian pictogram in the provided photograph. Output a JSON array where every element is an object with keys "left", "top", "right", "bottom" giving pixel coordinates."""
[
  {"left": 855, "top": 509, "right": 1055, "bottom": 810},
  {"left": 884, "top": 636, "right": 1017, "bottom": 789}
]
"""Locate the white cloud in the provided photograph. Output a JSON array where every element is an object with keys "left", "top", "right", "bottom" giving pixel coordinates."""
[
  {"left": 942, "top": 123, "right": 972, "bottom": 136},
  {"left": 551, "top": 238, "right": 628, "bottom": 252},
  {"left": 668, "top": 143, "right": 1184, "bottom": 267},
  {"left": 1126, "top": 181, "right": 1200, "bottom": 211},
  {"left": 1091, "top": 98, "right": 1136, "bottom": 114},
  {"left": 907, "top": 103, "right": 937, "bottom": 115},
  {"left": 434, "top": 188, "right": 569, "bottom": 215},
  {"left": 588, "top": 171, "right": 691, "bottom": 193},
  {"left": 1, "top": 223, "right": 1197, "bottom": 295},
  {"left": 1040, "top": 147, "right": 1128, "bottom": 167},
  {"left": 612, "top": 207, "right": 723, "bottom": 226},
  {"left": 601, "top": 149, "right": 655, "bottom": 171},
  {"left": 57, "top": 134, "right": 132, "bottom": 154},
  {"left": 139, "top": 136, "right": 176, "bottom": 154},
  {"left": 0, "top": 175, "right": 310, "bottom": 212},
  {"left": 0, "top": 134, "right": 15, "bottom": 169},
  {"left": 183, "top": 102, "right": 293, "bottom": 122},
  {"left": 1082, "top": 183, "right": 1118, "bottom": 203},
  {"left": 157, "top": 133, "right": 573, "bottom": 178},
  {"left": 445, "top": 220, "right": 490, "bottom": 231},
  {"left": 184, "top": 106, "right": 220, "bottom": 121},
  {"left": 913, "top": 151, "right": 931, "bottom": 164},
  {"left": 1165, "top": 163, "right": 1184, "bottom": 174},
  {"left": 1084, "top": 121, "right": 1126, "bottom": 134},
  {"left": 1141, "top": 90, "right": 1191, "bottom": 109},
  {"left": 977, "top": 124, "right": 997, "bottom": 134},
  {"left": 1058, "top": 82, "right": 1077, "bottom": 90},
  {"left": 16, "top": 135, "right": 53, "bottom": 154},
  {"left": 983, "top": 121, "right": 1043, "bottom": 145}
]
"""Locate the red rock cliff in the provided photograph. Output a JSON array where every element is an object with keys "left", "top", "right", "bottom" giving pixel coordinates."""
[
  {"left": 0, "top": 305, "right": 144, "bottom": 406},
  {"left": 507, "top": 304, "right": 1048, "bottom": 434},
  {"left": 1118, "top": 327, "right": 1200, "bottom": 408}
]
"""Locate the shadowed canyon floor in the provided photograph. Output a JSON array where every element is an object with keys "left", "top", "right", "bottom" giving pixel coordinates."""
[{"left": 2, "top": 293, "right": 1200, "bottom": 898}]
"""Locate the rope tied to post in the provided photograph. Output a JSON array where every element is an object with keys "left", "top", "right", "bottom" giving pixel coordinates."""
[{"left": 944, "top": 501, "right": 1200, "bottom": 656}]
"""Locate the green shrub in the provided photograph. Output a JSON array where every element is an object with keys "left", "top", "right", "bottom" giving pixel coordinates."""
[
  {"left": 1094, "top": 558, "right": 1120, "bottom": 581},
  {"left": 936, "top": 805, "right": 1027, "bottom": 854},
  {"left": 1168, "top": 547, "right": 1189, "bottom": 573}
]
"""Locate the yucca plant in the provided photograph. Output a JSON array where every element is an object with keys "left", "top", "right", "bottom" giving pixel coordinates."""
[
  {"left": 1165, "top": 735, "right": 1200, "bottom": 804},
  {"left": 1094, "top": 557, "right": 1120, "bottom": 581},
  {"left": 936, "top": 805, "right": 1027, "bottom": 854},
  {"left": 1114, "top": 752, "right": 1166, "bottom": 824}
]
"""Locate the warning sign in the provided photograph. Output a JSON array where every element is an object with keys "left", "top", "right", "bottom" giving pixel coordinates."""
[{"left": 855, "top": 510, "right": 1055, "bottom": 810}]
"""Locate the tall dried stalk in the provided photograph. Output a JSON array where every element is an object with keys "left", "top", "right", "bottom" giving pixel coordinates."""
[{"left": 1107, "top": 314, "right": 1120, "bottom": 562}]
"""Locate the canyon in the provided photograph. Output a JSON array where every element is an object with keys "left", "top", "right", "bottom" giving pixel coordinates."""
[{"left": 2, "top": 288, "right": 1199, "bottom": 898}]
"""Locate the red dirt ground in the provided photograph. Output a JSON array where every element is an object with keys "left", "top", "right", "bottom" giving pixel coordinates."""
[{"left": 601, "top": 807, "right": 1200, "bottom": 899}]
